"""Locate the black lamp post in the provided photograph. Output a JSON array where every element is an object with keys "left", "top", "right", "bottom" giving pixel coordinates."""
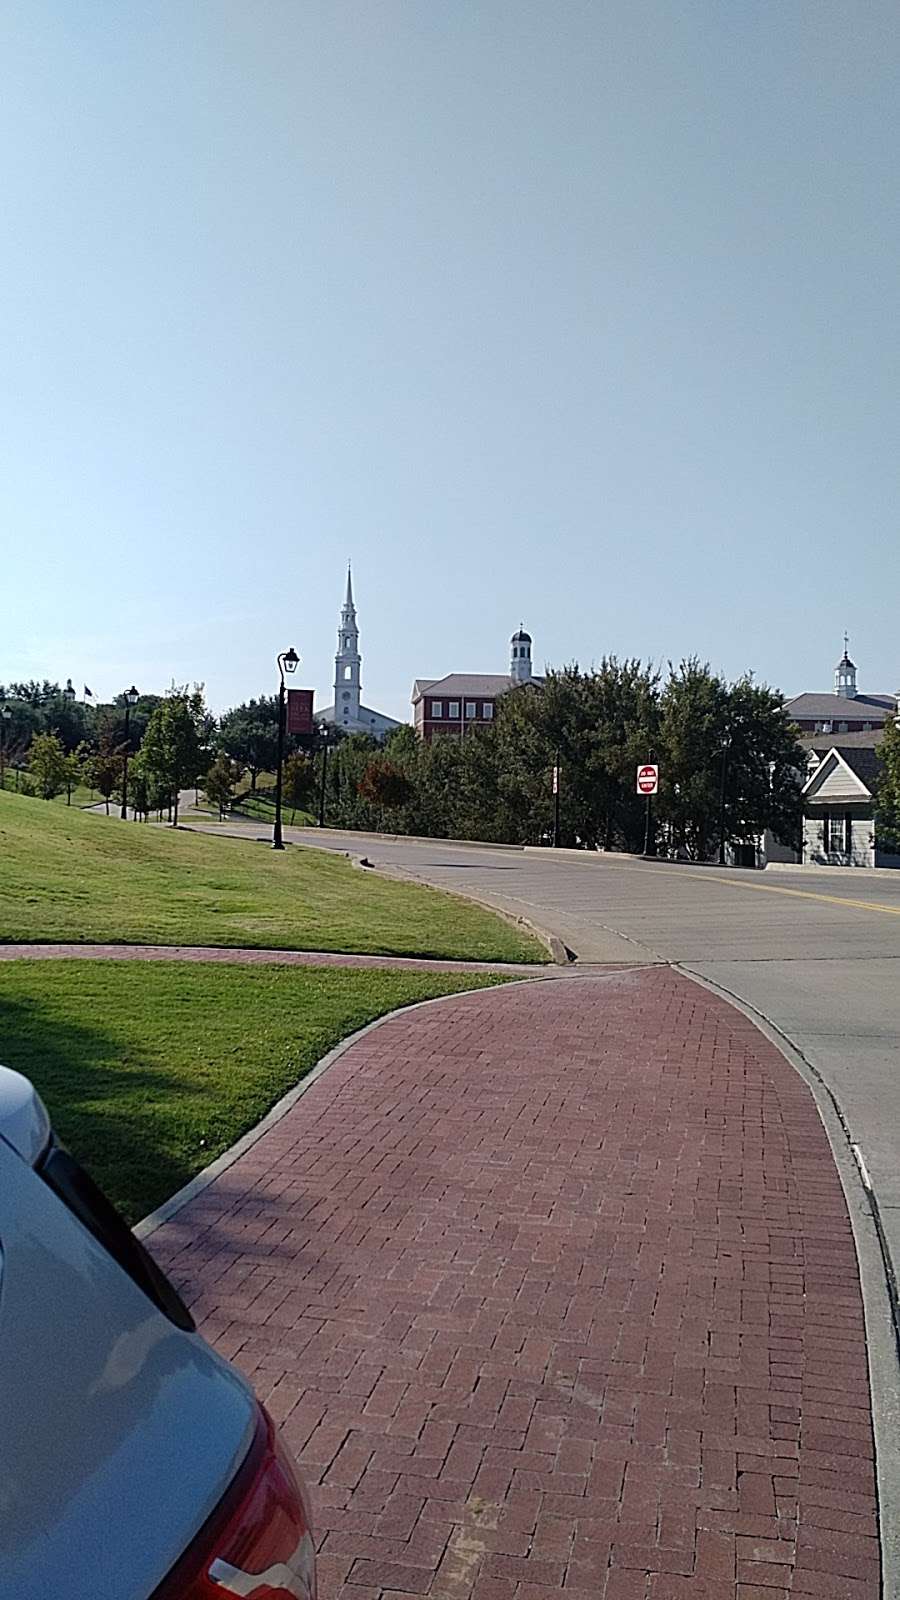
[
  {"left": 717, "top": 730, "right": 732, "bottom": 866},
  {"left": 552, "top": 749, "right": 561, "bottom": 848},
  {"left": 120, "top": 686, "right": 139, "bottom": 820},
  {"left": 273, "top": 647, "right": 300, "bottom": 850},
  {"left": 0, "top": 704, "right": 11, "bottom": 790},
  {"left": 318, "top": 726, "right": 334, "bottom": 829}
]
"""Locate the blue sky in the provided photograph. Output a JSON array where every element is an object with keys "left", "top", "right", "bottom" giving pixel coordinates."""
[{"left": 2, "top": 2, "right": 898, "bottom": 720}]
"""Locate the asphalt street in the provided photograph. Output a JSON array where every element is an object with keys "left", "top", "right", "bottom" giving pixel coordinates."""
[{"left": 277, "top": 826, "right": 900, "bottom": 1298}]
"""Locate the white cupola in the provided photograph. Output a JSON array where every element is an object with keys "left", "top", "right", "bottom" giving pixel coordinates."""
[
  {"left": 834, "top": 636, "right": 857, "bottom": 699},
  {"left": 510, "top": 626, "right": 533, "bottom": 683}
]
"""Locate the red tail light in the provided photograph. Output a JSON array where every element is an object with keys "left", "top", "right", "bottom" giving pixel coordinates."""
[{"left": 152, "top": 1405, "right": 316, "bottom": 1600}]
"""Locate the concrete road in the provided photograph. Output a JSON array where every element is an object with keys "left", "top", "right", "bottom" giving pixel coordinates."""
[{"left": 269, "top": 826, "right": 900, "bottom": 1295}]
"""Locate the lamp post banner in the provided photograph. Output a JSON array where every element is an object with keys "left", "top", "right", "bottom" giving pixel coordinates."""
[{"left": 287, "top": 689, "right": 314, "bottom": 735}]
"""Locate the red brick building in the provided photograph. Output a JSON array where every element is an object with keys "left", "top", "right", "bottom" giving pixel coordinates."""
[
  {"left": 413, "top": 628, "right": 541, "bottom": 742},
  {"left": 784, "top": 645, "right": 897, "bottom": 737}
]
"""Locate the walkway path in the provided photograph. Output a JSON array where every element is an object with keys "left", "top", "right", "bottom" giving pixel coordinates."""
[{"left": 145, "top": 968, "right": 880, "bottom": 1599}]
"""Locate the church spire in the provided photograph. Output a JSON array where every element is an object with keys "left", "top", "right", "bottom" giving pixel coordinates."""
[{"left": 334, "top": 567, "right": 362, "bottom": 727}]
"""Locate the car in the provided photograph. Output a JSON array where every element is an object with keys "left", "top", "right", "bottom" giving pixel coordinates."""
[{"left": 0, "top": 1064, "right": 316, "bottom": 1600}]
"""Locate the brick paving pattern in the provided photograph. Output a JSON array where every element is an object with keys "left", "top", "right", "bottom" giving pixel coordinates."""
[{"left": 148, "top": 968, "right": 880, "bottom": 1598}]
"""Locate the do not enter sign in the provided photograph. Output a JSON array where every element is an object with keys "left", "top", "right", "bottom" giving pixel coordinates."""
[{"left": 636, "top": 764, "right": 659, "bottom": 796}]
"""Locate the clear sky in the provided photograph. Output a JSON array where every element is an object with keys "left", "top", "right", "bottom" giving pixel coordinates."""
[{"left": 2, "top": 2, "right": 898, "bottom": 721}]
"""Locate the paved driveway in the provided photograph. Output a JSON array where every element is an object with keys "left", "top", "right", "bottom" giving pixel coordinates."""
[{"left": 269, "top": 830, "right": 900, "bottom": 1297}]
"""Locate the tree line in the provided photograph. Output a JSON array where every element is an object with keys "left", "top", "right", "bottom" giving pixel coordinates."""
[
  {"left": 5, "top": 662, "right": 898, "bottom": 859},
  {"left": 314, "top": 660, "right": 808, "bottom": 858}
]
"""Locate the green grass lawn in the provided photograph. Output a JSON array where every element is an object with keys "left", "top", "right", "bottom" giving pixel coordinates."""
[
  {"left": 232, "top": 789, "right": 316, "bottom": 827},
  {"left": 0, "top": 790, "right": 544, "bottom": 961},
  {"left": 0, "top": 960, "right": 516, "bottom": 1221},
  {"left": 1, "top": 772, "right": 101, "bottom": 808}
]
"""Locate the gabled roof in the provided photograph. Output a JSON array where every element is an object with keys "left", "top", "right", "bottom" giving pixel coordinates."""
[
  {"left": 317, "top": 703, "right": 401, "bottom": 728},
  {"left": 413, "top": 673, "right": 542, "bottom": 702},
  {"left": 802, "top": 729, "right": 885, "bottom": 752},
  {"left": 802, "top": 745, "right": 881, "bottom": 799},
  {"left": 785, "top": 691, "right": 896, "bottom": 721}
]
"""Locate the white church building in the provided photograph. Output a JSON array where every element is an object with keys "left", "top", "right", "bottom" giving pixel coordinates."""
[{"left": 317, "top": 569, "right": 402, "bottom": 740}]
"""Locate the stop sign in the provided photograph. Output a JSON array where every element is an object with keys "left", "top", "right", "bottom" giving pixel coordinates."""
[{"left": 636, "top": 764, "right": 659, "bottom": 796}]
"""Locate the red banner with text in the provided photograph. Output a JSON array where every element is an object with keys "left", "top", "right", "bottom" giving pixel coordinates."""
[{"left": 287, "top": 689, "right": 314, "bottom": 735}]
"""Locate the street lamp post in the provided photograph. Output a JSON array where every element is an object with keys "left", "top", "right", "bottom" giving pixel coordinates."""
[
  {"left": 552, "top": 749, "right": 561, "bottom": 848},
  {"left": 717, "top": 730, "right": 732, "bottom": 866},
  {"left": 0, "top": 704, "right": 11, "bottom": 790},
  {"left": 273, "top": 647, "right": 300, "bottom": 850},
  {"left": 120, "top": 686, "right": 139, "bottom": 820},
  {"left": 318, "top": 728, "right": 332, "bottom": 829}
]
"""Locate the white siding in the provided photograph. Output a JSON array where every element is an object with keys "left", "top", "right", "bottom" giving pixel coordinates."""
[
  {"left": 807, "top": 757, "right": 870, "bottom": 803},
  {"left": 803, "top": 810, "right": 874, "bottom": 868}
]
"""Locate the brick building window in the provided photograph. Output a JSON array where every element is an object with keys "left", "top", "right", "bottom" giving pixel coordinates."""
[
  {"left": 449, "top": 702, "right": 460, "bottom": 718},
  {"left": 483, "top": 703, "right": 493, "bottom": 718},
  {"left": 466, "top": 702, "right": 476, "bottom": 718},
  {"left": 431, "top": 701, "right": 442, "bottom": 717}
]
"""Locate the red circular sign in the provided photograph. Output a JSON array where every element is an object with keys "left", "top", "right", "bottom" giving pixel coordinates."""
[{"left": 637, "top": 764, "right": 658, "bottom": 795}]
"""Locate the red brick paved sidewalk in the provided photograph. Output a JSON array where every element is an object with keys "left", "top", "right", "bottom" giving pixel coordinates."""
[{"left": 147, "top": 968, "right": 880, "bottom": 1599}]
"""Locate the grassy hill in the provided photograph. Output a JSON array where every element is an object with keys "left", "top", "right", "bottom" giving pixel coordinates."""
[{"left": 0, "top": 791, "right": 544, "bottom": 962}]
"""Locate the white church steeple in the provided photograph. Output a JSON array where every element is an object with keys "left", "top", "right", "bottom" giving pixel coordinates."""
[{"left": 334, "top": 564, "right": 362, "bottom": 727}]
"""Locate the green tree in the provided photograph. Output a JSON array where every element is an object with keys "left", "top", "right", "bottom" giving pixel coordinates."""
[
  {"left": 6, "top": 679, "right": 60, "bottom": 706},
  {"left": 357, "top": 758, "right": 415, "bottom": 825},
  {"left": 283, "top": 752, "right": 316, "bottom": 822},
  {"left": 62, "top": 742, "right": 90, "bottom": 805},
  {"left": 139, "top": 690, "right": 207, "bottom": 826},
  {"left": 28, "top": 733, "right": 68, "bottom": 800},
  {"left": 875, "top": 716, "right": 900, "bottom": 853},
  {"left": 82, "top": 736, "right": 123, "bottom": 815},
  {"left": 204, "top": 752, "right": 239, "bottom": 819},
  {"left": 217, "top": 698, "right": 280, "bottom": 789},
  {"left": 657, "top": 660, "right": 729, "bottom": 860},
  {"left": 129, "top": 767, "right": 150, "bottom": 822},
  {"left": 656, "top": 662, "right": 804, "bottom": 860}
]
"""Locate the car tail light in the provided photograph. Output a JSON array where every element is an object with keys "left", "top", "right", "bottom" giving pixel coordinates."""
[{"left": 152, "top": 1404, "right": 316, "bottom": 1600}]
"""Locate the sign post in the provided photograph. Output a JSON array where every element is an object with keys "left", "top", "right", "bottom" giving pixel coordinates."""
[
  {"left": 552, "top": 755, "right": 561, "bottom": 848},
  {"left": 637, "top": 762, "right": 659, "bottom": 857}
]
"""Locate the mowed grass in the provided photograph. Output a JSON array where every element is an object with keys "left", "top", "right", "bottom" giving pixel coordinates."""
[
  {"left": 233, "top": 790, "right": 316, "bottom": 827},
  {"left": 0, "top": 791, "right": 544, "bottom": 962},
  {"left": 0, "top": 960, "right": 518, "bottom": 1222}
]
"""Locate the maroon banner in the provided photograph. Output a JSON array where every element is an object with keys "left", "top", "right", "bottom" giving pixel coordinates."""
[{"left": 287, "top": 688, "right": 314, "bottom": 735}]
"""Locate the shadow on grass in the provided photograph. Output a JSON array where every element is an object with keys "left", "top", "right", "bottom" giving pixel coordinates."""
[{"left": 0, "top": 995, "right": 195, "bottom": 1223}]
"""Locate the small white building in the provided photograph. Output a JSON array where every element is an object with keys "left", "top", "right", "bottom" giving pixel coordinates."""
[
  {"left": 800, "top": 746, "right": 880, "bottom": 867},
  {"left": 317, "top": 568, "right": 402, "bottom": 740}
]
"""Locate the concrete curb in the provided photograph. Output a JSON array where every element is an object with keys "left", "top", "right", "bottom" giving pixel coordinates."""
[
  {"left": 678, "top": 964, "right": 900, "bottom": 1600},
  {"left": 291, "top": 826, "right": 525, "bottom": 853},
  {"left": 134, "top": 974, "right": 555, "bottom": 1242},
  {"left": 364, "top": 854, "right": 571, "bottom": 966}
]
